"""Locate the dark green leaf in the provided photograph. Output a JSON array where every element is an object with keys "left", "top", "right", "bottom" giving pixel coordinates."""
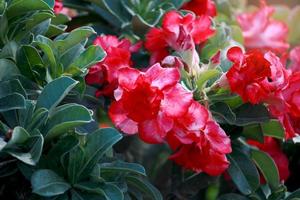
[
  {"left": 0, "top": 79, "right": 26, "bottom": 98},
  {"left": 7, "top": 0, "right": 52, "bottom": 19},
  {"left": 210, "top": 102, "right": 236, "bottom": 124},
  {"left": 100, "top": 161, "right": 146, "bottom": 176},
  {"left": 31, "top": 169, "right": 71, "bottom": 197},
  {"left": 0, "top": 93, "right": 26, "bottom": 112},
  {"left": 126, "top": 175, "right": 163, "bottom": 200},
  {"left": 227, "top": 148, "right": 260, "bottom": 195},
  {"left": 234, "top": 104, "right": 270, "bottom": 126},
  {"left": 17, "top": 45, "right": 44, "bottom": 82},
  {"left": 261, "top": 120, "right": 285, "bottom": 139},
  {"left": 55, "top": 26, "right": 96, "bottom": 53},
  {"left": 44, "top": 103, "right": 93, "bottom": 140},
  {"left": 251, "top": 149, "right": 280, "bottom": 190},
  {"left": 36, "top": 76, "right": 78, "bottom": 112},
  {"left": 242, "top": 124, "right": 264, "bottom": 143},
  {"left": 77, "top": 128, "right": 122, "bottom": 180},
  {"left": 67, "top": 45, "right": 106, "bottom": 71},
  {"left": 218, "top": 193, "right": 250, "bottom": 200},
  {"left": 0, "top": 59, "right": 19, "bottom": 81},
  {"left": 286, "top": 188, "right": 300, "bottom": 200}
]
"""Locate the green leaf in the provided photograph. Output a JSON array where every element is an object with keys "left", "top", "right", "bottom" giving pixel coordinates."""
[
  {"left": 286, "top": 188, "right": 300, "bottom": 200},
  {"left": 101, "top": 183, "right": 124, "bottom": 200},
  {"left": 218, "top": 193, "right": 250, "bottom": 200},
  {"left": 234, "top": 103, "right": 270, "bottom": 126},
  {"left": 0, "top": 59, "right": 19, "bottom": 81},
  {"left": 55, "top": 26, "right": 96, "bottom": 53},
  {"left": 74, "top": 182, "right": 106, "bottom": 196},
  {"left": 42, "top": 0, "right": 55, "bottom": 8},
  {"left": 251, "top": 149, "right": 280, "bottom": 190},
  {"left": 67, "top": 147, "right": 86, "bottom": 184},
  {"left": 44, "top": 104, "right": 92, "bottom": 140},
  {"left": 0, "top": 79, "right": 26, "bottom": 98},
  {"left": 227, "top": 148, "right": 260, "bottom": 195},
  {"left": 4, "top": 127, "right": 44, "bottom": 165},
  {"left": 71, "top": 190, "right": 105, "bottom": 200},
  {"left": 242, "top": 124, "right": 264, "bottom": 143},
  {"left": 77, "top": 128, "right": 122, "bottom": 180},
  {"left": 261, "top": 120, "right": 284, "bottom": 139},
  {"left": 9, "top": 133, "right": 44, "bottom": 165},
  {"left": 46, "top": 24, "right": 67, "bottom": 38},
  {"left": 36, "top": 76, "right": 78, "bottom": 112},
  {"left": 0, "top": 41, "right": 18, "bottom": 59},
  {"left": 7, "top": 0, "right": 52, "bottom": 19},
  {"left": 102, "top": 0, "right": 132, "bottom": 25},
  {"left": 100, "top": 161, "right": 146, "bottom": 176},
  {"left": 196, "top": 69, "right": 220, "bottom": 89},
  {"left": 34, "top": 35, "right": 59, "bottom": 78},
  {"left": 17, "top": 45, "right": 44, "bottom": 82},
  {"left": 6, "top": 126, "right": 30, "bottom": 146},
  {"left": 67, "top": 45, "right": 106, "bottom": 71},
  {"left": 0, "top": 93, "right": 26, "bottom": 112},
  {"left": 126, "top": 175, "right": 163, "bottom": 200},
  {"left": 46, "top": 135, "right": 79, "bottom": 170},
  {"left": 210, "top": 102, "right": 236, "bottom": 125},
  {"left": 31, "top": 169, "right": 71, "bottom": 197},
  {"left": 26, "top": 108, "right": 49, "bottom": 132}
]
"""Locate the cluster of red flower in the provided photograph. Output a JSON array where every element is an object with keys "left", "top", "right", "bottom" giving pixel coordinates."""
[{"left": 85, "top": 0, "right": 293, "bottom": 179}]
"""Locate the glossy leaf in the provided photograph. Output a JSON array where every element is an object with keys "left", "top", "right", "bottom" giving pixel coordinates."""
[
  {"left": 251, "top": 149, "right": 280, "bottom": 190},
  {"left": 126, "top": 175, "right": 163, "bottom": 200},
  {"left": 77, "top": 128, "right": 122, "bottom": 180},
  {"left": 227, "top": 148, "right": 260, "bottom": 195},
  {"left": 36, "top": 76, "right": 78, "bottom": 112},
  {"left": 44, "top": 104, "right": 93, "bottom": 141},
  {"left": 31, "top": 169, "right": 71, "bottom": 197}
]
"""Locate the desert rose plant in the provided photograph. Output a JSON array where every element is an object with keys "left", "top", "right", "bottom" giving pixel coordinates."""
[{"left": 2, "top": 0, "right": 300, "bottom": 199}]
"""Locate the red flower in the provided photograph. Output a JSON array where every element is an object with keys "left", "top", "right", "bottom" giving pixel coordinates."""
[
  {"left": 182, "top": 0, "right": 216, "bottom": 17},
  {"left": 85, "top": 35, "right": 141, "bottom": 97},
  {"left": 108, "top": 64, "right": 193, "bottom": 144},
  {"left": 268, "top": 72, "right": 300, "bottom": 139},
  {"left": 289, "top": 46, "right": 300, "bottom": 72},
  {"left": 248, "top": 137, "right": 290, "bottom": 182},
  {"left": 167, "top": 102, "right": 232, "bottom": 175},
  {"left": 237, "top": 1, "right": 289, "bottom": 54},
  {"left": 145, "top": 11, "right": 215, "bottom": 64},
  {"left": 226, "top": 47, "right": 288, "bottom": 104},
  {"left": 54, "top": 0, "right": 63, "bottom": 14}
]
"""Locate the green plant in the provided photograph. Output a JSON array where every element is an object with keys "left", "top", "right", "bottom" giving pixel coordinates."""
[{"left": 0, "top": 0, "right": 162, "bottom": 199}]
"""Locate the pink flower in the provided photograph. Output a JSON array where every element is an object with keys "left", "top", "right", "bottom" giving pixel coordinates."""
[
  {"left": 54, "top": 0, "right": 63, "bottom": 14},
  {"left": 237, "top": 0, "right": 289, "bottom": 54},
  {"left": 145, "top": 11, "right": 215, "bottom": 64},
  {"left": 289, "top": 46, "right": 300, "bottom": 72},
  {"left": 167, "top": 102, "right": 232, "bottom": 175},
  {"left": 108, "top": 64, "right": 193, "bottom": 144},
  {"left": 269, "top": 72, "right": 300, "bottom": 139}
]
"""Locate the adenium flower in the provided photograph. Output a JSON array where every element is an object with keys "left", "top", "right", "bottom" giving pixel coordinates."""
[
  {"left": 268, "top": 72, "right": 300, "bottom": 139},
  {"left": 248, "top": 137, "right": 290, "bottom": 182},
  {"left": 289, "top": 46, "right": 300, "bottom": 72},
  {"left": 167, "top": 102, "right": 232, "bottom": 175},
  {"left": 145, "top": 10, "right": 215, "bottom": 64},
  {"left": 85, "top": 35, "right": 141, "bottom": 97},
  {"left": 237, "top": 0, "right": 289, "bottom": 54},
  {"left": 108, "top": 64, "right": 193, "bottom": 144},
  {"left": 182, "top": 0, "right": 217, "bottom": 17},
  {"left": 226, "top": 46, "right": 288, "bottom": 104},
  {"left": 54, "top": 0, "right": 63, "bottom": 14}
]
